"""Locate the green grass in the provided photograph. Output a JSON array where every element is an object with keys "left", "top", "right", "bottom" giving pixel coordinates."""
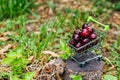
[
  {"left": 0, "top": 0, "right": 120, "bottom": 80},
  {"left": 0, "top": 0, "right": 35, "bottom": 20},
  {"left": 0, "top": 17, "right": 56, "bottom": 79},
  {"left": 114, "top": 1, "right": 120, "bottom": 11}
]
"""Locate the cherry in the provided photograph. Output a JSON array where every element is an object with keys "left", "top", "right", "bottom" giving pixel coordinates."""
[
  {"left": 82, "top": 38, "right": 90, "bottom": 45},
  {"left": 73, "top": 34, "right": 80, "bottom": 41},
  {"left": 85, "top": 27, "right": 94, "bottom": 34},
  {"left": 79, "top": 37, "right": 83, "bottom": 42},
  {"left": 82, "top": 23, "right": 89, "bottom": 29},
  {"left": 80, "top": 29, "right": 90, "bottom": 38},
  {"left": 90, "top": 33, "right": 97, "bottom": 40},
  {"left": 75, "top": 42, "right": 82, "bottom": 48}
]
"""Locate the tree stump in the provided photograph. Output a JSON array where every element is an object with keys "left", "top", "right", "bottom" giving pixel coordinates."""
[{"left": 63, "top": 52, "right": 104, "bottom": 80}]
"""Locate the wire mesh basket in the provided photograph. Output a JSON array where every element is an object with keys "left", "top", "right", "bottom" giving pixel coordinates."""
[{"left": 68, "top": 30, "right": 105, "bottom": 55}]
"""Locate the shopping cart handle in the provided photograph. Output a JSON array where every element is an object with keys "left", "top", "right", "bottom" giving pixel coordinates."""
[{"left": 87, "top": 16, "right": 110, "bottom": 31}]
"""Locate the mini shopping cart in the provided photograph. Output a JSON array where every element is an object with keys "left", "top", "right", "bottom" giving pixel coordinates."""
[{"left": 68, "top": 16, "right": 109, "bottom": 67}]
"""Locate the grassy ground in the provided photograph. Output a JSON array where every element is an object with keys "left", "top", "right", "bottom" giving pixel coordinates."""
[{"left": 0, "top": 0, "right": 120, "bottom": 80}]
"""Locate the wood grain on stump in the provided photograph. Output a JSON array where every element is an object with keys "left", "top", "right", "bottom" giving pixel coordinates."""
[{"left": 63, "top": 53, "right": 104, "bottom": 80}]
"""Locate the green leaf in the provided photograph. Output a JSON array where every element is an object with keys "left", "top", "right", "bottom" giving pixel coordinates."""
[
  {"left": 115, "top": 2, "right": 120, "bottom": 11},
  {"left": 103, "top": 75, "right": 117, "bottom": 80},
  {"left": 60, "top": 40, "right": 66, "bottom": 50},
  {"left": 117, "top": 59, "right": 120, "bottom": 68},
  {"left": 1, "top": 57, "right": 15, "bottom": 65},
  {"left": 74, "top": 10, "right": 80, "bottom": 19},
  {"left": 7, "top": 52, "right": 22, "bottom": 58},
  {"left": 59, "top": 40, "right": 71, "bottom": 60},
  {"left": 48, "top": 1, "right": 55, "bottom": 9},
  {"left": 42, "top": 32, "right": 53, "bottom": 50},
  {"left": 10, "top": 75, "right": 21, "bottom": 80},
  {"left": 70, "top": 75, "right": 82, "bottom": 80},
  {"left": 16, "top": 47, "right": 24, "bottom": 54},
  {"left": 24, "top": 72, "right": 35, "bottom": 80}
]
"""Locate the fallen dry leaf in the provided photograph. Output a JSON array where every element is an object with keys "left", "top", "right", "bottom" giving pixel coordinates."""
[
  {"left": 111, "top": 12, "right": 120, "bottom": 25},
  {"left": 34, "top": 31, "right": 40, "bottom": 35},
  {"left": 49, "top": 8, "right": 54, "bottom": 16},
  {"left": 0, "top": 37, "right": 9, "bottom": 41},
  {"left": 43, "top": 65, "right": 51, "bottom": 73},
  {"left": 26, "top": 23, "right": 36, "bottom": 32},
  {"left": 0, "top": 44, "right": 12, "bottom": 55},
  {"left": 109, "top": 65, "right": 116, "bottom": 71},
  {"left": 0, "top": 54, "right": 5, "bottom": 59},
  {"left": 0, "top": 65, "right": 11, "bottom": 73},
  {"left": 0, "top": 31, "right": 17, "bottom": 37},
  {"left": 28, "top": 56, "right": 35, "bottom": 64},
  {"left": 34, "top": 68, "right": 41, "bottom": 78},
  {"left": 42, "top": 50, "right": 58, "bottom": 57}
]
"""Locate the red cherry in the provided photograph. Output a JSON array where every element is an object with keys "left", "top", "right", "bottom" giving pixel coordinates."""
[
  {"left": 82, "top": 38, "right": 90, "bottom": 45},
  {"left": 79, "top": 37, "right": 83, "bottom": 42},
  {"left": 75, "top": 42, "right": 82, "bottom": 48},
  {"left": 73, "top": 34, "right": 80, "bottom": 41},
  {"left": 82, "top": 23, "right": 89, "bottom": 29},
  {"left": 80, "top": 29, "right": 90, "bottom": 38},
  {"left": 90, "top": 33, "right": 97, "bottom": 40},
  {"left": 85, "top": 27, "right": 94, "bottom": 34}
]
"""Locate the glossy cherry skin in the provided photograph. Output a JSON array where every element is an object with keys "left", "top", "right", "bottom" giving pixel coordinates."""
[
  {"left": 85, "top": 27, "right": 94, "bottom": 34},
  {"left": 82, "top": 38, "right": 90, "bottom": 45},
  {"left": 82, "top": 23, "right": 89, "bottom": 29},
  {"left": 75, "top": 42, "right": 82, "bottom": 48},
  {"left": 73, "top": 34, "right": 80, "bottom": 41},
  {"left": 89, "top": 33, "right": 97, "bottom": 40},
  {"left": 80, "top": 29, "right": 90, "bottom": 38}
]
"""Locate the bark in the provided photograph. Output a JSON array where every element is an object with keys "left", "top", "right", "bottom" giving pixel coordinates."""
[{"left": 63, "top": 57, "right": 104, "bottom": 80}]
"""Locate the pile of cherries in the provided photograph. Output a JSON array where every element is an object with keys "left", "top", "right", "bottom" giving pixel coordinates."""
[{"left": 69, "top": 23, "right": 98, "bottom": 48}]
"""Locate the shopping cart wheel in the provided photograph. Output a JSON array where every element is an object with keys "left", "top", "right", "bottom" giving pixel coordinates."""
[
  {"left": 85, "top": 61, "right": 89, "bottom": 64},
  {"left": 80, "top": 63, "right": 85, "bottom": 68},
  {"left": 97, "top": 57, "right": 102, "bottom": 61}
]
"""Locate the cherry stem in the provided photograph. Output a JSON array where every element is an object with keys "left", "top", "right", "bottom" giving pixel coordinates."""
[{"left": 87, "top": 16, "right": 109, "bottom": 31}]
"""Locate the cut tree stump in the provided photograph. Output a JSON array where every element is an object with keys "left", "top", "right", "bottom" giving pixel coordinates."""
[{"left": 63, "top": 52, "right": 104, "bottom": 80}]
